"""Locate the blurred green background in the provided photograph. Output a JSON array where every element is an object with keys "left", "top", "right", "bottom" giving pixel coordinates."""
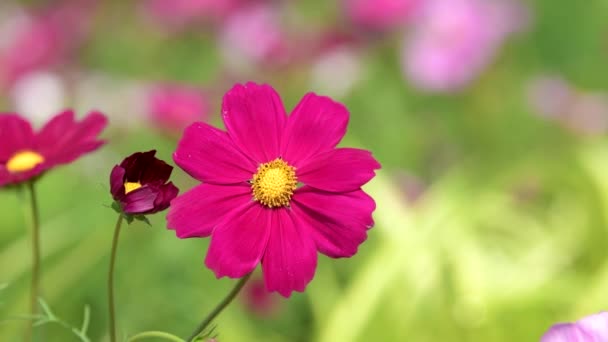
[{"left": 2, "top": 0, "right": 608, "bottom": 341}]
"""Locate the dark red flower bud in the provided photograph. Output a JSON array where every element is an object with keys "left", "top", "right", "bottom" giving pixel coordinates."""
[{"left": 110, "top": 150, "right": 178, "bottom": 215}]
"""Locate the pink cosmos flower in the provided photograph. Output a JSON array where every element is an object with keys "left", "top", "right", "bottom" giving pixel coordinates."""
[
  {"left": 168, "top": 82, "right": 380, "bottom": 297},
  {"left": 146, "top": 85, "right": 210, "bottom": 133},
  {"left": 0, "top": 110, "right": 107, "bottom": 187},
  {"left": 344, "top": 0, "right": 422, "bottom": 32},
  {"left": 541, "top": 312, "right": 608, "bottom": 342},
  {"left": 403, "top": 0, "right": 525, "bottom": 92}
]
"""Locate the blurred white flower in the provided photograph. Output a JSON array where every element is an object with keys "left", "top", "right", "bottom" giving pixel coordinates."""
[{"left": 10, "top": 71, "right": 66, "bottom": 125}]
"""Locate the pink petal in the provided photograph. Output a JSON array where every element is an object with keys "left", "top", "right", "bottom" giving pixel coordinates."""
[
  {"left": 292, "top": 187, "right": 375, "bottom": 258},
  {"left": 0, "top": 114, "right": 35, "bottom": 161},
  {"left": 221, "top": 82, "right": 287, "bottom": 163},
  {"left": 577, "top": 312, "right": 608, "bottom": 340},
  {"left": 541, "top": 323, "right": 595, "bottom": 342},
  {"left": 110, "top": 165, "right": 126, "bottom": 198},
  {"left": 122, "top": 187, "right": 157, "bottom": 214},
  {"left": 262, "top": 208, "right": 317, "bottom": 297},
  {"left": 35, "top": 110, "right": 107, "bottom": 163},
  {"left": 280, "top": 93, "right": 349, "bottom": 168},
  {"left": 173, "top": 122, "right": 257, "bottom": 184},
  {"left": 297, "top": 148, "right": 381, "bottom": 192},
  {"left": 167, "top": 183, "right": 252, "bottom": 238},
  {"left": 205, "top": 204, "right": 271, "bottom": 278}
]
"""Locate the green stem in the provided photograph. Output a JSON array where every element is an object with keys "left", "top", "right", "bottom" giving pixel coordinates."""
[
  {"left": 26, "top": 181, "right": 41, "bottom": 342},
  {"left": 127, "top": 331, "right": 186, "bottom": 342},
  {"left": 186, "top": 272, "right": 253, "bottom": 342},
  {"left": 108, "top": 214, "right": 124, "bottom": 342}
]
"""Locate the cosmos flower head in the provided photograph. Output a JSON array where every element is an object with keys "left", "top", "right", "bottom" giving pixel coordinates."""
[
  {"left": 541, "top": 312, "right": 608, "bottom": 342},
  {"left": 110, "top": 150, "right": 179, "bottom": 216},
  {"left": 0, "top": 110, "right": 107, "bottom": 187},
  {"left": 168, "top": 82, "right": 380, "bottom": 297}
]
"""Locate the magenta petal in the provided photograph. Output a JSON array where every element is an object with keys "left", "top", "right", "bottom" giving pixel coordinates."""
[
  {"left": 122, "top": 187, "right": 157, "bottom": 214},
  {"left": 167, "top": 183, "right": 252, "bottom": 238},
  {"left": 541, "top": 323, "right": 595, "bottom": 342},
  {"left": 0, "top": 114, "right": 35, "bottom": 161},
  {"left": 262, "top": 208, "right": 317, "bottom": 297},
  {"left": 205, "top": 204, "right": 271, "bottom": 278},
  {"left": 152, "top": 182, "right": 179, "bottom": 212},
  {"left": 281, "top": 93, "right": 349, "bottom": 168},
  {"left": 298, "top": 148, "right": 381, "bottom": 192},
  {"left": 292, "top": 187, "right": 375, "bottom": 258},
  {"left": 110, "top": 165, "right": 126, "bottom": 198},
  {"left": 174, "top": 122, "right": 257, "bottom": 184},
  {"left": 36, "top": 110, "right": 107, "bottom": 163},
  {"left": 221, "top": 82, "right": 287, "bottom": 163}
]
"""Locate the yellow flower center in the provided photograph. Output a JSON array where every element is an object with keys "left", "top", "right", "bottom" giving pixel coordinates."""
[
  {"left": 6, "top": 151, "right": 45, "bottom": 173},
  {"left": 252, "top": 158, "right": 297, "bottom": 208},
  {"left": 124, "top": 181, "right": 142, "bottom": 194}
]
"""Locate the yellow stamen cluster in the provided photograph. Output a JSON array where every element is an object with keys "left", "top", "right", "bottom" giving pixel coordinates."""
[
  {"left": 6, "top": 151, "right": 45, "bottom": 173},
  {"left": 252, "top": 158, "right": 297, "bottom": 208},
  {"left": 124, "top": 181, "right": 142, "bottom": 194}
]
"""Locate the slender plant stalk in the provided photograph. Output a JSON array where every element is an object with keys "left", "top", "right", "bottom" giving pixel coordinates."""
[
  {"left": 26, "top": 181, "right": 41, "bottom": 342},
  {"left": 127, "top": 331, "right": 186, "bottom": 342},
  {"left": 186, "top": 272, "right": 253, "bottom": 342},
  {"left": 108, "top": 214, "right": 124, "bottom": 342}
]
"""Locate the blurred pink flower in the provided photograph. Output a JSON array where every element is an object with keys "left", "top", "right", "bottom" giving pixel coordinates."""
[
  {"left": 527, "top": 75, "right": 574, "bottom": 119},
  {"left": 527, "top": 75, "right": 608, "bottom": 136},
  {"left": 220, "top": 4, "right": 289, "bottom": 70},
  {"left": 541, "top": 312, "right": 608, "bottom": 342},
  {"left": 146, "top": 85, "right": 210, "bottom": 133},
  {"left": 403, "top": 0, "right": 525, "bottom": 92},
  {"left": 0, "top": 1, "right": 96, "bottom": 87},
  {"left": 344, "top": 0, "right": 422, "bottom": 32},
  {"left": 242, "top": 277, "right": 281, "bottom": 317},
  {"left": 143, "top": 0, "right": 246, "bottom": 28}
]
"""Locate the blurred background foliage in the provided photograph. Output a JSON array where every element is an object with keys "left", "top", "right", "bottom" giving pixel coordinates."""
[{"left": 1, "top": 0, "right": 608, "bottom": 341}]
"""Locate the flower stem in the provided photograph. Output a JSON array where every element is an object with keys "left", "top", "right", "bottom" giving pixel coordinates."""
[
  {"left": 186, "top": 272, "right": 253, "bottom": 342},
  {"left": 108, "top": 214, "right": 124, "bottom": 342},
  {"left": 26, "top": 181, "right": 41, "bottom": 342},
  {"left": 127, "top": 331, "right": 186, "bottom": 342}
]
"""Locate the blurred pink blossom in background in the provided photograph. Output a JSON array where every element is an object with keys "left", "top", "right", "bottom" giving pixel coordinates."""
[
  {"left": 344, "top": 0, "right": 422, "bottom": 32},
  {"left": 220, "top": 3, "right": 290, "bottom": 70},
  {"left": 142, "top": 0, "right": 246, "bottom": 28},
  {"left": 146, "top": 85, "right": 210, "bottom": 134},
  {"left": 0, "top": 0, "right": 96, "bottom": 87},
  {"left": 403, "top": 0, "right": 525, "bottom": 92},
  {"left": 241, "top": 277, "right": 282, "bottom": 317},
  {"left": 527, "top": 75, "right": 608, "bottom": 136}
]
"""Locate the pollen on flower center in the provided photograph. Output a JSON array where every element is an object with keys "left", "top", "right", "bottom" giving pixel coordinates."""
[
  {"left": 6, "top": 151, "right": 45, "bottom": 173},
  {"left": 252, "top": 158, "right": 297, "bottom": 208},
  {"left": 124, "top": 181, "right": 142, "bottom": 194}
]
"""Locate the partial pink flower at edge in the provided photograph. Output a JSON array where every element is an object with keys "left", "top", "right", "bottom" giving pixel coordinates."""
[
  {"left": 0, "top": 110, "right": 108, "bottom": 187},
  {"left": 167, "top": 82, "right": 380, "bottom": 297},
  {"left": 541, "top": 312, "right": 608, "bottom": 342}
]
